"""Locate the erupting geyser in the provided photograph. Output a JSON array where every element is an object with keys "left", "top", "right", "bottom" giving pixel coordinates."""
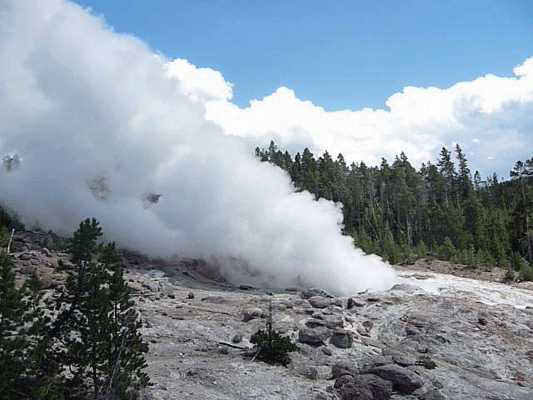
[{"left": 0, "top": 0, "right": 395, "bottom": 295}]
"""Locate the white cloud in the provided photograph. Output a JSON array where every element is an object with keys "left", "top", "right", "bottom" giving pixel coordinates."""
[
  {"left": 0, "top": 0, "right": 395, "bottom": 295},
  {"left": 206, "top": 57, "right": 533, "bottom": 178},
  {"left": 165, "top": 58, "right": 233, "bottom": 102}
]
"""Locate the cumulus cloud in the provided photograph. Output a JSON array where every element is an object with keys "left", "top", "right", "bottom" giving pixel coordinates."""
[
  {"left": 0, "top": 0, "right": 395, "bottom": 295},
  {"left": 206, "top": 58, "right": 533, "bottom": 178},
  {"left": 165, "top": 58, "right": 234, "bottom": 102}
]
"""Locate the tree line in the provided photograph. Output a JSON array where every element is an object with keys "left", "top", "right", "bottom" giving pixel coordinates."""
[{"left": 256, "top": 141, "right": 533, "bottom": 281}]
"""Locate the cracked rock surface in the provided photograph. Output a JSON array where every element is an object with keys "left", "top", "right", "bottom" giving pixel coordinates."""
[{"left": 9, "top": 231, "right": 533, "bottom": 399}]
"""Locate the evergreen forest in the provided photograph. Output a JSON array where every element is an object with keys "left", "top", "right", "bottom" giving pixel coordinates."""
[{"left": 256, "top": 141, "right": 533, "bottom": 281}]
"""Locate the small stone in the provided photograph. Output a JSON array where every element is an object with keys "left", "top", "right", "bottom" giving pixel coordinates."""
[
  {"left": 187, "top": 292, "right": 195, "bottom": 299},
  {"left": 362, "top": 320, "right": 373, "bottom": 332},
  {"left": 232, "top": 333, "right": 243, "bottom": 344},
  {"left": 322, "top": 347, "right": 333, "bottom": 356}
]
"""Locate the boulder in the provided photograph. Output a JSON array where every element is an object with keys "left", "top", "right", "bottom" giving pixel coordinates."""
[
  {"left": 298, "top": 327, "right": 331, "bottom": 345},
  {"left": 330, "top": 329, "right": 353, "bottom": 349},
  {"left": 242, "top": 307, "right": 262, "bottom": 322},
  {"left": 367, "top": 364, "right": 424, "bottom": 394},
  {"left": 300, "top": 288, "right": 334, "bottom": 299},
  {"left": 335, "top": 374, "right": 392, "bottom": 400},
  {"left": 332, "top": 361, "right": 359, "bottom": 379},
  {"left": 308, "top": 296, "right": 332, "bottom": 309}
]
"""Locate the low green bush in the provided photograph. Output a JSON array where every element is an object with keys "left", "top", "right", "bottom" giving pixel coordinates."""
[{"left": 250, "top": 329, "right": 298, "bottom": 366}]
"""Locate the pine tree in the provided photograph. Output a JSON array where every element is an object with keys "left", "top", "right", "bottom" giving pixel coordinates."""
[
  {"left": 53, "top": 218, "right": 150, "bottom": 399},
  {"left": 0, "top": 252, "right": 29, "bottom": 399}
]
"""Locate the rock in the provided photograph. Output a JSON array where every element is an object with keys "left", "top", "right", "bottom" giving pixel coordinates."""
[
  {"left": 307, "top": 318, "right": 326, "bottom": 328},
  {"left": 366, "top": 295, "right": 380, "bottom": 302},
  {"left": 362, "top": 320, "right": 373, "bottom": 332},
  {"left": 389, "top": 283, "right": 418, "bottom": 292},
  {"left": 297, "top": 366, "right": 318, "bottom": 380},
  {"left": 330, "top": 329, "right": 353, "bottom": 349},
  {"left": 232, "top": 333, "right": 243, "bottom": 344},
  {"left": 187, "top": 292, "right": 195, "bottom": 299},
  {"left": 335, "top": 374, "right": 392, "bottom": 400},
  {"left": 416, "top": 355, "right": 437, "bottom": 369},
  {"left": 361, "top": 336, "right": 383, "bottom": 349},
  {"left": 415, "top": 388, "right": 446, "bottom": 400},
  {"left": 391, "top": 353, "right": 417, "bottom": 367},
  {"left": 300, "top": 288, "right": 334, "bottom": 299},
  {"left": 334, "top": 375, "right": 373, "bottom": 400},
  {"left": 19, "top": 253, "right": 33, "bottom": 261},
  {"left": 332, "top": 361, "right": 359, "bottom": 379},
  {"left": 357, "top": 326, "right": 370, "bottom": 337},
  {"left": 242, "top": 307, "right": 263, "bottom": 322},
  {"left": 298, "top": 327, "right": 331, "bottom": 345},
  {"left": 322, "top": 347, "right": 333, "bottom": 356},
  {"left": 367, "top": 364, "right": 424, "bottom": 394},
  {"left": 324, "top": 315, "right": 344, "bottom": 329},
  {"left": 41, "top": 247, "right": 53, "bottom": 257},
  {"left": 308, "top": 296, "right": 332, "bottom": 309},
  {"left": 347, "top": 298, "right": 355, "bottom": 309},
  {"left": 20, "top": 265, "right": 35, "bottom": 275},
  {"left": 201, "top": 296, "right": 226, "bottom": 304},
  {"left": 348, "top": 298, "right": 366, "bottom": 308}
]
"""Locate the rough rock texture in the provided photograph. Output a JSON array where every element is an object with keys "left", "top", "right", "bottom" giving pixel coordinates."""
[{"left": 7, "top": 232, "right": 533, "bottom": 400}]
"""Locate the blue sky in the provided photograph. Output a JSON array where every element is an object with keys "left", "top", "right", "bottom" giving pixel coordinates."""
[{"left": 76, "top": 0, "right": 532, "bottom": 111}]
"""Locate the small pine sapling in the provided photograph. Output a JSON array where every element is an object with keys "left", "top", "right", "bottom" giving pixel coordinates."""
[{"left": 250, "top": 297, "right": 298, "bottom": 366}]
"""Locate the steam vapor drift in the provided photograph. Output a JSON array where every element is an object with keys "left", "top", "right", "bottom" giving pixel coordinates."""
[{"left": 0, "top": 0, "right": 395, "bottom": 295}]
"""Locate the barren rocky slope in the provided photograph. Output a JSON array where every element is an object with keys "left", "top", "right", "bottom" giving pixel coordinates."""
[{"left": 10, "top": 230, "right": 533, "bottom": 400}]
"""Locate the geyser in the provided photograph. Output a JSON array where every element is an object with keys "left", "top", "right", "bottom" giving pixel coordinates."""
[{"left": 0, "top": 0, "right": 395, "bottom": 295}]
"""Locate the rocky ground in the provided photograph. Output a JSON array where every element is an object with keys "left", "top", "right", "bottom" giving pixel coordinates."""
[{"left": 8, "top": 230, "right": 533, "bottom": 400}]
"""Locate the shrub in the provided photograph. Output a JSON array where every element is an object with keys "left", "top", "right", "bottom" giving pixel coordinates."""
[
  {"left": 249, "top": 298, "right": 298, "bottom": 366},
  {"left": 519, "top": 264, "right": 533, "bottom": 281},
  {"left": 250, "top": 329, "right": 299, "bottom": 366}
]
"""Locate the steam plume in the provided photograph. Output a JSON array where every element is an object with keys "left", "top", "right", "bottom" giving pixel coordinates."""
[{"left": 0, "top": 0, "right": 395, "bottom": 294}]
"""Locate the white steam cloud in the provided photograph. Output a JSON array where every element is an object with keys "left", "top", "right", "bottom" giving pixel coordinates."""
[{"left": 0, "top": 0, "right": 395, "bottom": 295}]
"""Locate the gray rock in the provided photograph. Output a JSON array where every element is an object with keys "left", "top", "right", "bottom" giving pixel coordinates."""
[
  {"left": 299, "top": 327, "right": 331, "bottom": 345},
  {"left": 297, "top": 366, "right": 318, "bottom": 380},
  {"left": 330, "top": 329, "right": 353, "bottom": 349},
  {"left": 242, "top": 307, "right": 263, "bottom": 322},
  {"left": 392, "top": 353, "right": 417, "bottom": 367},
  {"left": 361, "top": 336, "right": 384, "bottom": 349},
  {"left": 322, "top": 346, "right": 333, "bottom": 356},
  {"left": 367, "top": 364, "right": 424, "bottom": 394},
  {"left": 307, "top": 318, "right": 326, "bottom": 328},
  {"left": 308, "top": 296, "right": 332, "bottom": 309},
  {"left": 232, "top": 333, "right": 243, "bottom": 344},
  {"left": 335, "top": 374, "right": 392, "bottom": 400},
  {"left": 332, "top": 361, "right": 359, "bottom": 378},
  {"left": 300, "top": 288, "right": 335, "bottom": 299}
]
